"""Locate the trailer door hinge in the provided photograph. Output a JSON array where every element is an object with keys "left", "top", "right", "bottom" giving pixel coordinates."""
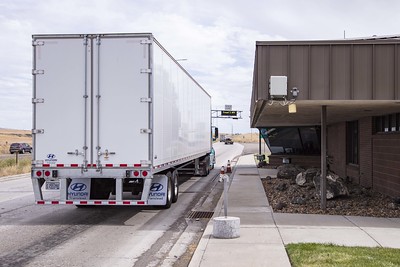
[
  {"left": 32, "top": 129, "right": 44, "bottom": 134},
  {"left": 140, "top": 129, "right": 152, "bottom": 134},
  {"left": 32, "top": 69, "right": 45, "bottom": 75},
  {"left": 140, "top": 39, "right": 152, "bottom": 45},
  {"left": 140, "top": 68, "right": 152, "bottom": 74},
  {"left": 140, "top": 97, "right": 152, "bottom": 103},
  {"left": 32, "top": 98, "right": 44, "bottom": 104},
  {"left": 32, "top": 41, "right": 45, "bottom": 46}
]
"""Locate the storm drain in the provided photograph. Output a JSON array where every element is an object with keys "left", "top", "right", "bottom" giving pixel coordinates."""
[
  {"left": 186, "top": 211, "right": 214, "bottom": 219},
  {"left": 239, "top": 173, "right": 259, "bottom": 176}
]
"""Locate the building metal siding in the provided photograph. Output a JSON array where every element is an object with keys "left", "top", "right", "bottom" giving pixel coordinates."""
[
  {"left": 252, "top": 41, "right": 400, "bottom": 111},
  {"left": 372, "top": 133, "right": 400, "bottom": 197}
]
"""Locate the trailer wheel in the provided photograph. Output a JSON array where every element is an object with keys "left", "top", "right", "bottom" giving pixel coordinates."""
[
  {"left": 171, "top": 170, "right": 179, "bottom": 203},
  {"left": 162, "top": 176, "right": 172, "bottom": 209}
]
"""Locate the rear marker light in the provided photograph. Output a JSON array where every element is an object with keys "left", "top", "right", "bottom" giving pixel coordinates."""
[
  {"left": 66, "top": 201, "right": 73, "bottom": 204},
  {"left": 37, "top": 201, "right": 45, "bottom": 204},
  {"left": 51, "top": 201, "right": 59, "bottom": 204},
  {"left": 142, "top": 171, "right": 148, "bottom": 177},
  {"left": 123, "top": 201, "right": 130, "bottom": 205},
  {"left": 94, "top": 201, "right": 102, "bottom": 205},
  {"left": 137, "top": 201, "right": 145, "bottom": 205},
  {"left": 109, "top": 201, "right": 116, "bottom": 205}
]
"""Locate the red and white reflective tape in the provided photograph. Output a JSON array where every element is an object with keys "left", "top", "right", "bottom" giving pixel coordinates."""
[
  {"left": 37, "top": 200, "right": 147, "bottom": 205},
  {"left": 35, "top": 163, "right": 143, "bottom": 168}
]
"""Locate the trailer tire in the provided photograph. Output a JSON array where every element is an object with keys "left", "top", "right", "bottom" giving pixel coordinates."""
[
  {"left": 171, "top": 170, "right": 179, "bottom": 203},
  {"left": 161, "top": 176, "right": 172, "bottom": 209}
]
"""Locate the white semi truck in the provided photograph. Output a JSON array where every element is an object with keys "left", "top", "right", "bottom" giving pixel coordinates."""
[{"left": 31, "top": 33, "right": 214, "bottom": 208}]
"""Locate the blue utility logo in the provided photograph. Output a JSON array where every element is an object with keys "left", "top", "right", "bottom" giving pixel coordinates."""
[
  {"left": 150, "top": 183, "right": 164, "bottom": 192},
  {"left": 70, "top": 183, "right": 87, "bottom": 192}
]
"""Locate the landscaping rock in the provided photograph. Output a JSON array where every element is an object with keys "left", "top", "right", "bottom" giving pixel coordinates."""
[
  {"left": 275, "top": 182, "right": 288, "bottom": 192},
  {"left": 313, "top": 172, "right": 349, "bottom": 199},
  {"left": 277, "top": 164, "right": 305, "bottom": 179},
  {"left": 275, "top": 202, "right": 287, "bottom": 210},
  {"left": 291, "top": 196, "right": 307, "bottom": 205},
  {"left": 296, "top": 168, "right": 319, "bottom": 186}
]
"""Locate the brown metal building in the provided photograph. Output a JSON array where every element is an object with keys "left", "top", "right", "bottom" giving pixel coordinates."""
[{"left": 251, "top": 36, "right": 400, "bottom": 198}]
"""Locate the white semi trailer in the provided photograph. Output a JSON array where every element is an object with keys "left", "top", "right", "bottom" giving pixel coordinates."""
[{"left": 31, "top": 33, "right": 214, "bottom": 208}]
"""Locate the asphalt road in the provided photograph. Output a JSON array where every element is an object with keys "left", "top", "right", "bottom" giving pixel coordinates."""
[{"left": 0, "top": 142, "right": 257, "bottom": 267}]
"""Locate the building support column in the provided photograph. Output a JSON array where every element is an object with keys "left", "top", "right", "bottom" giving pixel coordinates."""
[{"left": 321, "top": 105, "right": 327, "bottom": 209}]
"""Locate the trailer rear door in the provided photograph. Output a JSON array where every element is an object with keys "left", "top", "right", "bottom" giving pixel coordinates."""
[
  {"left": 92, "top": 36, "right": 151, "bottom": 166},
  {"left": 33, "top": 37, "right": 90, "bottom": 166},
  {"left": 33, "top": 35, "right": 151, "bottom": 167}
]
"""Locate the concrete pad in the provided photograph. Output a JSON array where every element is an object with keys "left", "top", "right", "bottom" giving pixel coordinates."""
[
  {"left": 274, "top": 213, "right": 355, "bottom": 227},
  {"left": 222, "top": 211, "right": 275, "bottom": 226},
  {"left": 361, "top": 227, "right": 400, "bottom": 248},
  {"left": 209, "top": 227, "right": 283, "bottom": 245},
  {"left": 213, "top": 216, "right": 240, "bottom": 239},
  {"left": 346, "top": 216, "right": 400, "bottom": 228},
  {"left": 198, "top": 243, "right": 291, "bottom": 267},
  {"left": 279, "top": 227, "right": 380, "bottom": 247}
]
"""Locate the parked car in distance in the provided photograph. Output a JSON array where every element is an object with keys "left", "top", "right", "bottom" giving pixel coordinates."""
[
  {"left": 224, "top": 138, "right": 233, "bottom": 145},
  {"left": 9, "top": 143, "right": 32, "bottom": 154}
]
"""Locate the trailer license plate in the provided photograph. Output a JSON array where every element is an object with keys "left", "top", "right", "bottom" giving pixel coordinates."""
[{"left": 45, "top": 181, "right": 60, "bottom": 190}]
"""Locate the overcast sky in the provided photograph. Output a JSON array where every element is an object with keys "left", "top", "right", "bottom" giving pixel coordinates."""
[{"left": 1, "top": 0, "right": 400, "bottom": 133}]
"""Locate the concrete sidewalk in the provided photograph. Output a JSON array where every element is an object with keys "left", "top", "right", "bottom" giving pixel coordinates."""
[{"left": 189, "top": 154, "right": 400, "bottom": 267}]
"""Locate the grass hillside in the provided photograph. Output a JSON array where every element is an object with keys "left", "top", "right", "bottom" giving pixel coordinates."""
[{"left": 0, "top": 129, "right": 32, "bottom": 154}]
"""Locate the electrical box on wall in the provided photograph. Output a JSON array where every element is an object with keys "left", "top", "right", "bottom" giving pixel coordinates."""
[{"left": 269, "top": 76, "right": 287, "bottom": 98}]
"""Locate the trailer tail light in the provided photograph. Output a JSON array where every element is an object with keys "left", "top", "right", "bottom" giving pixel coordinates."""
[
  {"left": 133, "top": 171, "right": 140, "bottom": 177},
  {"left": 44, "top": 171, "right": 51, "bottom": 177},
  {"left": 142, "top": 171, "right": 148, "bottom": 177},
  {"left": 36, "top": 171, "right": 43, "bottom": 177}
]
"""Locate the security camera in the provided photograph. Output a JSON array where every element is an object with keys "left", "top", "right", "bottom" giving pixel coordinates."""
[{"left": 291, "top": 87, "right": 299, "bottom": 99}]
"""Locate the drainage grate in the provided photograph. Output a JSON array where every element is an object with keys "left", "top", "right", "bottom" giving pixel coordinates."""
[
  {"left": 239, "top": 173, "right": 259, "bottom": 176},
  {"left": 186, "top": 211, "right": 214, "bottom": 219}
]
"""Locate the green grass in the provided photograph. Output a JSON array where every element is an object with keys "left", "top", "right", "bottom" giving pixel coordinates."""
[
  {"left": 286, "top": 243, "right": 400, "bottom": 267},
  {"left": 0, "top": 157, "right": 31, "bottom": 177}
]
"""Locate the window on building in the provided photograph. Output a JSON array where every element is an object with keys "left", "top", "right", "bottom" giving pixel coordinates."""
[
  {"left": 374, "top": 113, "right": 400, "bottom": 133},
  {"left": 346, "top": 121, "right": 359, "bottom": 165}
]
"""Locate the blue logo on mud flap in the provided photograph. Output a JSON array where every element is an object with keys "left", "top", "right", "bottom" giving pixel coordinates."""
[
  {"left": 150, "top": 183, "right": 164, "bottom": 192},
  {"left": 70, "top": 183, "right": 87, "bottom": 192}
]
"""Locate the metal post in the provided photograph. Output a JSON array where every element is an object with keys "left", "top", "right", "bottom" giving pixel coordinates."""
[
  {"left": 219, "top": 166, "right": 229, "bottom": 218},
  {"left": 258, "top": 129, "right": 262, "bottom": 155},
  {"left": 321, "top": 105, "right": 327, "bottom": 209},
  {"left": 15, "top": 151, "right": 19, "bottom": 165},
  {"left": 224, "top": 172, "right": 229, "bottom": 218}
]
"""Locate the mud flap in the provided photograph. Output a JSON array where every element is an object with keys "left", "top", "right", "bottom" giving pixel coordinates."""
[
  {"left": 147, "top": 174, "right": 168, "bottom": 205},
  {"left": 67, "top": 178, "right": 91, "bottom": 200}
]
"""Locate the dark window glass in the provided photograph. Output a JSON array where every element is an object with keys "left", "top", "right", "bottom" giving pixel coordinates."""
[
  {"left": 346, "top": 121, "right": 359, "bottom": 165},
  {"left": 260, "top": 127, "right": 320, "bottom": 155}
]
